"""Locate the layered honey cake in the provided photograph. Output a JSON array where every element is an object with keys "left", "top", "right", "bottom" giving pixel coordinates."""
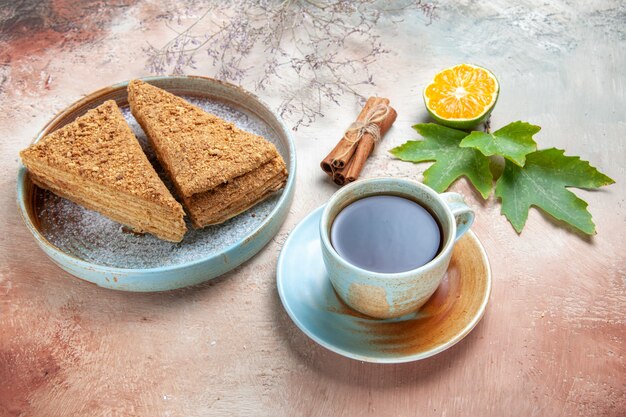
[
  {"left": 127, "top": 79, "right": 288, "bottom": 228},
  {"left": 20, "top": 100, "right": 187, "bottom": 242}
]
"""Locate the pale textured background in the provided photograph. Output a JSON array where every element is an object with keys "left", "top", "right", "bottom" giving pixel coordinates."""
[{"left": 0, "top": 1, "right": 624, "bottom": 416}]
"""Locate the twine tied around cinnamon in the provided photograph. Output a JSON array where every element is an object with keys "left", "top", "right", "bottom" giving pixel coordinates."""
[{"left": 330, "top": 103, "right": 391, "bottom": 170}]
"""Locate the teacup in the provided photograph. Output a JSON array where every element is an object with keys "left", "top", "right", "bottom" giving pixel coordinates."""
[{"left": 320, "top": 177, "right": 474, "bottom": 319}]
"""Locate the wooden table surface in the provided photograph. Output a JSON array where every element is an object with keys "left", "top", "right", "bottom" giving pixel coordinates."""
[{"left": 1, "top": 1, "right": 624, "bottom": 416}]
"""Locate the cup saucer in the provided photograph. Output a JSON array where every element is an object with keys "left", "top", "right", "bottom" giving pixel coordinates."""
[{"left": 277, "top": 205, "right": 492, "bottom": 363}]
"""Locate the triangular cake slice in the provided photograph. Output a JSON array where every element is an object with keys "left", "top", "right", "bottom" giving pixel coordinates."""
[
  {"left": 128, "top": 79, "right": 288, "bottom": 228},
  {"left": 127, "top": 79, "right": 282, "bottom": 197},
  {"left": 20, "top": 100, "right": 187, "bottom": 242}
]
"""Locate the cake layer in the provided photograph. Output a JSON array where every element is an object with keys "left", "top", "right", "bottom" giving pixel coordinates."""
[
  {"left": 20, "top": 100, "right": 187, "bottom": 242},
  {"left": 21, "top": 100, "right": 184, "bottom": 213},
  {"left": 184, "top": 157, "right": 288, "bottom": 228},
  {"left": 190, "top": 180, "right": 285, "bottom": 227},
  {"left": 128, "top": 79, "right": 281, "bottom": 197},
  {"left": 27, "top": 162, "right": 186, "bottom": 242}
]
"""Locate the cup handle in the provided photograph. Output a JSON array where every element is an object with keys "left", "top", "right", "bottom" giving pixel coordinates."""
[{"left": 440, "top": 192, "right": 474, "bottom": 241}]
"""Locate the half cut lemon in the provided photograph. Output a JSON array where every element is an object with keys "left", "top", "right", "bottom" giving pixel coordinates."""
[{"left": 423, "top": 64, "right": 499, "bottom": 129}]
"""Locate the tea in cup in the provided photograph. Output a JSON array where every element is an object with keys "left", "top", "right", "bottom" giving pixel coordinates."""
[{"left": 320, "top": 177, "right": 474, "bottom": 319}]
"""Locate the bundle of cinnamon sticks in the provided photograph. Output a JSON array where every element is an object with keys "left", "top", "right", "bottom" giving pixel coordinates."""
[{"left": 321, "top": 97, "right": 397, "bottom": 185}]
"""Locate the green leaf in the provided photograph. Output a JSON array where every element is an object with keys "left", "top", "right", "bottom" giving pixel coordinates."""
[
  {"left": 390, "top": 123, "right": 493, "bottom": 198},
  {"left": 495, "top": 148, "right": 615, "bottom": 234},
  {"left": 460, "top": 121, "right": 540, "bottom": 166}
]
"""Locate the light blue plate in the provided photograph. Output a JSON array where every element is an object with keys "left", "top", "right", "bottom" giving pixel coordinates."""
[
  {"left": 277, "top": 205, "right": 492, "bottom": 363},
  {"left": 16, "top": 76, "right": 295, "bottom": 292}
]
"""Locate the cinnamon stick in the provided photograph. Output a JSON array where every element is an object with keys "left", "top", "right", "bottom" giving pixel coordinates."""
[
  {"left": 332, "top": 157, "right": 352, "bottom": 185},
  {"left": 320, "top": 97, "right": 385, "bottom": 174},
  {"left": 332, "top": 105, "right": 397, "bottom": 185},
  {"left": 321, "top": 140, "right": 346, "bottom": 174}
]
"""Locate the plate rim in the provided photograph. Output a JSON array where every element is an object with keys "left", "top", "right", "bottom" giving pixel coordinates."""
[
  {"left": 16, "top": 75, "right": 296, "bottom": 276},
  {"left": 277, "top": 204, "right": 492, "bottom": 363}
]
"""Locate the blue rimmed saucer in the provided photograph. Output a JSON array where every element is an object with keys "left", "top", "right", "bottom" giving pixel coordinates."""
[{"left": 277, "top": 205, "right": 491, "bottom": 363}]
